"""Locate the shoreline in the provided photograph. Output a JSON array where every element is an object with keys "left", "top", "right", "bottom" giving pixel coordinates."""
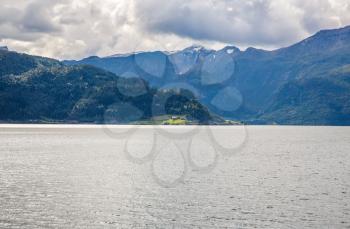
[{"left": 0, "top": 123, "right": 349, "bottom": 128}]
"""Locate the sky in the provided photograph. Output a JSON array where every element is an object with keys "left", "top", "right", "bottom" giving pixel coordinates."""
[{"left": 1, "top": 0, "right": 350, "bottom": 60}]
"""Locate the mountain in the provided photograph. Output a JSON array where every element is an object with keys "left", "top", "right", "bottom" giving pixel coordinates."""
[
  {"left": 0, "top": 49, "right": 213, "bottom": 124},
  {"left": 64, "top": 26, "right": 350, "bottom": 125}
]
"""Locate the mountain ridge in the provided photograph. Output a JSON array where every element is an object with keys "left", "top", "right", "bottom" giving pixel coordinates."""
[{"left": 64, "top": 25, "right": 350, "bottom": 62}]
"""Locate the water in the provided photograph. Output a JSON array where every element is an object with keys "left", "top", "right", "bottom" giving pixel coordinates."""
[{"left": 0, "top": 125, "right": 349, "bottom": 228}]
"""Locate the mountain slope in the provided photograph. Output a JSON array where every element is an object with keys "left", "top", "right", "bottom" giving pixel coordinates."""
[{"left": 261, "top": 77, "right": 350, "bottom": 125}]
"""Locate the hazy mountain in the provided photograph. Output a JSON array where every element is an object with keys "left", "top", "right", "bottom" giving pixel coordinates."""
[
  {"left": 0, "top": 49, "right": 212, "bottom": 124},
  {"left": 65, "top": 26, "right": 350, "bottom": 125}
]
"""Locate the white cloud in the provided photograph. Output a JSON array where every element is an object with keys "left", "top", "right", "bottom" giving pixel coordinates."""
[{"left": 0, "top": 0, "right": 349, "bottom": 59}]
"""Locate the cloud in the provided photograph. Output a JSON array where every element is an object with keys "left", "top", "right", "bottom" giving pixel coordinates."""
[
  {"left": 0, "top": 0, "right": 349, "bottom": 59},
  {"left": 21, "top": 1, "right": 61, "bottom": 33},
  {"left": 135, "top": 0, "right": 350, "bottom": 46}
]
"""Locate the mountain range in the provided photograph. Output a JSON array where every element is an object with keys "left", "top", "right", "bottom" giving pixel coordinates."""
[
  {"left": 1, "top": 26, "right": 350, "bottom": 125},
  {"left": 65, "top": 26, "right": 350, "bottom": 125},
  {"left": 0, "top": 50, "right": 212, "bottom": 124}
]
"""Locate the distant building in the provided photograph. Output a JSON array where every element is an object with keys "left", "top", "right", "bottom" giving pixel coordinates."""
[{"left": 0, "top": 46, "right": 8, "bottom": 51}]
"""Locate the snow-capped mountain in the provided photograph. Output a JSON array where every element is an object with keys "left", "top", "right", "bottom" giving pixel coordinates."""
[{"left": 169, "top": 45, "right": 212, "bottom": 75}]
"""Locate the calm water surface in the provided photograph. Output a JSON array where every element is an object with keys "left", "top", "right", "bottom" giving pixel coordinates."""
[{"left": 0, "top": 125, "right": 349, "bottom": 228}]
